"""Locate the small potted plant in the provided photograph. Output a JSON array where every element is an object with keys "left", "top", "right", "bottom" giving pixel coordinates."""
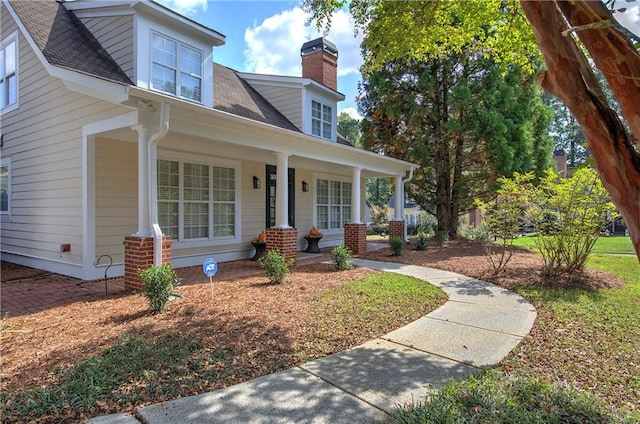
[
  {"left": 251, "top": 230, "right": 267, "bottom": 260},
  {"left": 304, "top": 227, "right": 323, "bottom": 253}
]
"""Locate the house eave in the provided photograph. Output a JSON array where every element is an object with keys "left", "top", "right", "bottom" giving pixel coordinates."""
[
  {"left": 126, "top": 86, "right": 413, "bottom": 175},
  {"left": 236, "top": 72, "right": 345, "bottom": 101}
]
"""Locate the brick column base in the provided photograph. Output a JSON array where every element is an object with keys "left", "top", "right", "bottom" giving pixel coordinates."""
[
  {"left": 344, "top": 223, "right": 368, "bottom": 255},
  {"left": 266, "top": 227, "right": 298, "bottom": 261},
  {"left": 123, "top": 236, "right": 172, "bottom": 291},
  {"left": 389, "top": 220, "right": 405, "bottom": 243}
]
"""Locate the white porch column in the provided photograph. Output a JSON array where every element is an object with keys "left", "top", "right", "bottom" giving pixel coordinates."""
[
  {"left": 360, "top": 177, "right": 367, "bottom": 223},
  {"left": 134, "top": 125, "right": 153, "bottom": 237},
  {"left": 275, "top": 152, "right": 290, "bottom": 228},
  {"left": 351, "top": 167, "right": 362, "bottom": 224},
  {"left": 394, "top": 175, "right": 403, "bottom": 221}
]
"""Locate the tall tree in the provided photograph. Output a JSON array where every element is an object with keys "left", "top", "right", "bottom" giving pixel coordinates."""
[
  {"left": 359, "top": 54, "right": 553, "bottom": 236},
  {"left": 304, "top": 0, "right": 640, "bottom": 262},
  {"left": 337, "top": 111, "right": 362, "bottom": 147}
]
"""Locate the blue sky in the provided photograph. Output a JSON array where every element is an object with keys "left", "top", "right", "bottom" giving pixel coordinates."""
[{"left": 156, "top": 0, "right": 640, "bottom": 120}]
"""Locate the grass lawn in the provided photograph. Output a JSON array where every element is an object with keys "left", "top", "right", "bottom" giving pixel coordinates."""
[
  {"left": 512, "top": 234, "right": 635, "bottom": 253},
  {"left": 392, "top": 247, "right": 640, "bottom": 422}
]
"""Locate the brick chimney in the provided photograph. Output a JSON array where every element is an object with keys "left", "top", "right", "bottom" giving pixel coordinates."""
[
  {"left": 301, "top": 37, "right": 338, "bottom": 91},
  {"left": 553, "top": 149, "right": 568, "bottom": 178}
]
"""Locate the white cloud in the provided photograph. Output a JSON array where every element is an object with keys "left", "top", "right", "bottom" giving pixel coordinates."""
[
  {"left": 615, "top": 5, "right": 640, "bottom": 36},
  {"left": 156, "top": 0, "right": 207, "bottom": 17},
  {"left": 244, "top": 7, "right": 362, "bottom": 77},
  {"left": 339, "top": 106, "right": 362, "bottom": 120}
]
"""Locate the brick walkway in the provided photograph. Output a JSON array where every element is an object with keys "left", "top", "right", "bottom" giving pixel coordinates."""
[{"left": 0, "top": 251, "right": 332, "bottom": 318}]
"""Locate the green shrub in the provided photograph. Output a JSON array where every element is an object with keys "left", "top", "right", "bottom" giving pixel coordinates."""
[
  {"left": 330, "top": 244, "right": 353, "bottom": 270},
  {"left": 461, "top": 224, "right": 490, "bottom": 242},
  {"left": 390, "top": 236, "right": 405, "bottom": 256},
  {"left": 414, "top": 232, "right": 428, "bottom": 250},
  {"left": 434, "top": 229, "right": 449, "bottom": 247},
  {"left": 258, "top": 250, "right": 294, "bottom": 284},
  {"left": 138, "top": 264, "right": 181, "bottom": 313}
]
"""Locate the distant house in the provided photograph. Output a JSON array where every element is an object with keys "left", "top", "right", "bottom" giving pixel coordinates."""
[{"left": 0, "top": 0, "right": 414, "bottom": 288}]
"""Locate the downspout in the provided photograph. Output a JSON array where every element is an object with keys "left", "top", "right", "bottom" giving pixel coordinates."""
[
  {"left": 149, "top": 103, "right": 170, "bottom": 266},
  {"left": 402, "top": 167, "right": 415, "bottom": 241}
]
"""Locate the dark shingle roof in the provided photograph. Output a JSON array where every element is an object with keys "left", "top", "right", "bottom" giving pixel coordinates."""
[
  {"left": 9, "top": 0, "right": 132, "bottom": 85},
  {"left": 213, "top": 63, "right": 300, "bottom": 133}
]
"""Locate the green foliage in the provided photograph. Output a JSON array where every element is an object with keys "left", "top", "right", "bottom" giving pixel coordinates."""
[
  {"left": 366, "top": 177, "right": 393, "bottom": 207},
  {"left": 530, "top": 168, "right": 617, "bottom": 276},
  {"left": 1, "top": 334, "right": 203, "bottom": 421},
  {"left": 414, "top": 232, "right": 428, "bottom": 251},
  {"left": 477, "top": 173, "right": 534, "bottom": 274},
  {"left": 391, "top": 370, "right": 632, "bottom": 423},
  {"left": 389, "top": 236, "right": 405, "bottom": 256},
  {"left": 138, "top": 264, "right": 181, "bottom": 313},
  {"left": 358, "top": 50, "right": 552, "bottom": 237},
  {"left": 460, "top": 224, "right": 490, "bottom": 242},
  {"left": 258, "top": 250, "right": 294, "bottom": 284},
  {"left": 330, "top": 245, "right": 353, "bottom": 270},
  {"left": 304, "top": 1, "right": 539, "bottom": 73},
  {"left": 337, "top": 111, "right": 362, "bottom": 147},
  {"left": 434, "top": 229, "right": 449, "bottom": 247}
]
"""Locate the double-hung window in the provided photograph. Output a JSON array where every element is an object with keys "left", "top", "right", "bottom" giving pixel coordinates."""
[
  {"left": 316, "top": 178, "right": 351, "bottom": 231},
  {"left": 1, "top": 31, "right": 18, "bottom": 112},
  {"left": 157, "top": 159, "right": 238, "bottom": 242},
  {"left": 0, "top": 158, "right": 11, "bottom": 214},
  {"left": 151, "top": 33, "right": 202, "bottom": 102},
  {"left": 311, "top": 100, "right": 332, "bottom": 139}
]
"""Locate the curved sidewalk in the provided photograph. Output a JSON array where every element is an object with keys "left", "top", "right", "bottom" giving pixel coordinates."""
[{"left": 88, "top": 260, "right": 537, "bottom": 424}]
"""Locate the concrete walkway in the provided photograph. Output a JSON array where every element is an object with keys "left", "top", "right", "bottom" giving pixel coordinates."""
[{"left": 87, "top": 260, "right": 537, "bottom": 424}]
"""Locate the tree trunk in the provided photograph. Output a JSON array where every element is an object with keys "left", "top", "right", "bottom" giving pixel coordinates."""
[{"left": 521, "top": 0, "right": 640, "bottom": 263}]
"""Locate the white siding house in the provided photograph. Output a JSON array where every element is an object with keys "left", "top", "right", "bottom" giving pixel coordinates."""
[{"left": 0, "top": 0, "right": 414, "bottom": 286}]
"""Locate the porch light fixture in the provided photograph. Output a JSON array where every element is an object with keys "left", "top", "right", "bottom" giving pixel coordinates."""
[
  {"left": 253, "top": 176, "right": 261, "bottom": 189},
  {"left": 302, "top": 181, "right": 309, "bottom": 192}
]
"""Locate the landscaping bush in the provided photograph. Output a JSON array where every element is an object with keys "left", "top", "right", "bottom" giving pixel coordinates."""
[
  {"left": 367, "top": 223, "right": 389, "bottom": 236},
  {"left": 414, "top": 232, "right": 428, "bottom": 250},
  {"left": 476, "top": 174, "right": 531, "bottom": 274},
  {"left": 434, "top": 229, "right": 449, "bottom": 247},
  {"left": 258, "top": 250, "right": 294, "bottom": 284},
  {"left": 530, "top": 168, "right": 617, "bottom": 277},
  {"left": 460, "top": 224, "right": 490, "bottom": 242},
  {"left": 330, "top": 245, "right": 353, "bottom": 270},
  {"left": 138, "top": 263, "right": 181, "bottom": 313},
  {"left": 390, "top": 236, "right": 405, "bottom": 256}
]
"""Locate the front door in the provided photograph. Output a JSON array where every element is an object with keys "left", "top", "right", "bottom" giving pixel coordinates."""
[{"left": 266, "top": 165, "right": 295, "bottom": 228}]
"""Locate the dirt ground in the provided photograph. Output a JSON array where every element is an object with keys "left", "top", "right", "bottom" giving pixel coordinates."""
[{"left": 0, "top": 238, "right": 624, "bottom": 421}]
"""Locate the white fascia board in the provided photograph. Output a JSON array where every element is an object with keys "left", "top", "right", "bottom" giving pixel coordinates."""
[
  {"left": 127, "top": 86, "right": 414, "bottom": 176},
  {"left": 4, "top": 0, "right": 130, "bottom": 104},
  {"left": 133, "top": 1, "right": 225, "bottom": 45},
  {"left": 64, "top": 0, "right": 225, "bottom": 46},
  {"left": 237, "top": 72, "right": 345, "bottom": 101}
]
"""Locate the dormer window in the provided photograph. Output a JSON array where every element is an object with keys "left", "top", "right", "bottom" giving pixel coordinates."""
[
  {"left": 311, "top": 100, "right": 332, "bottom": 139},
  {"left": 151, "top": 33, "right": 202, "bottom": 102}
]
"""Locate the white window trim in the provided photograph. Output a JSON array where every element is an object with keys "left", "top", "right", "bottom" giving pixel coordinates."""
[
  {"left": 313, "top": 173, "right": 352, "bottom": 235},
  {"left": 150, "top": 31, "right": 203, "bottom": 103},
  {"left": 157, "top": 153, "right": 241, "bottom": 247},
  {"left": 1, "top": 157, "right": 11, "bottom": 217},
  {"left": 309, "top": 97, "right": 335, "bottom": 141},
  {"left": 1, "top": 31, "right": 19, "bottom": 114}
]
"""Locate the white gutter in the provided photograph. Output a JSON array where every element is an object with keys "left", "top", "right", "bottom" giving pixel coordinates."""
[
  {"left": 402, "top": 167, "right": 415, "bottom": 241},
  {"left": 149, "top": 103, "right": 170, "bottom": 265}
]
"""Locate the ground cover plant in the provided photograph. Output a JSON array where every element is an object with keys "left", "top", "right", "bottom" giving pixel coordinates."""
[{"left": 0, "top": 262, "right": 445, "bottom": 423}]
